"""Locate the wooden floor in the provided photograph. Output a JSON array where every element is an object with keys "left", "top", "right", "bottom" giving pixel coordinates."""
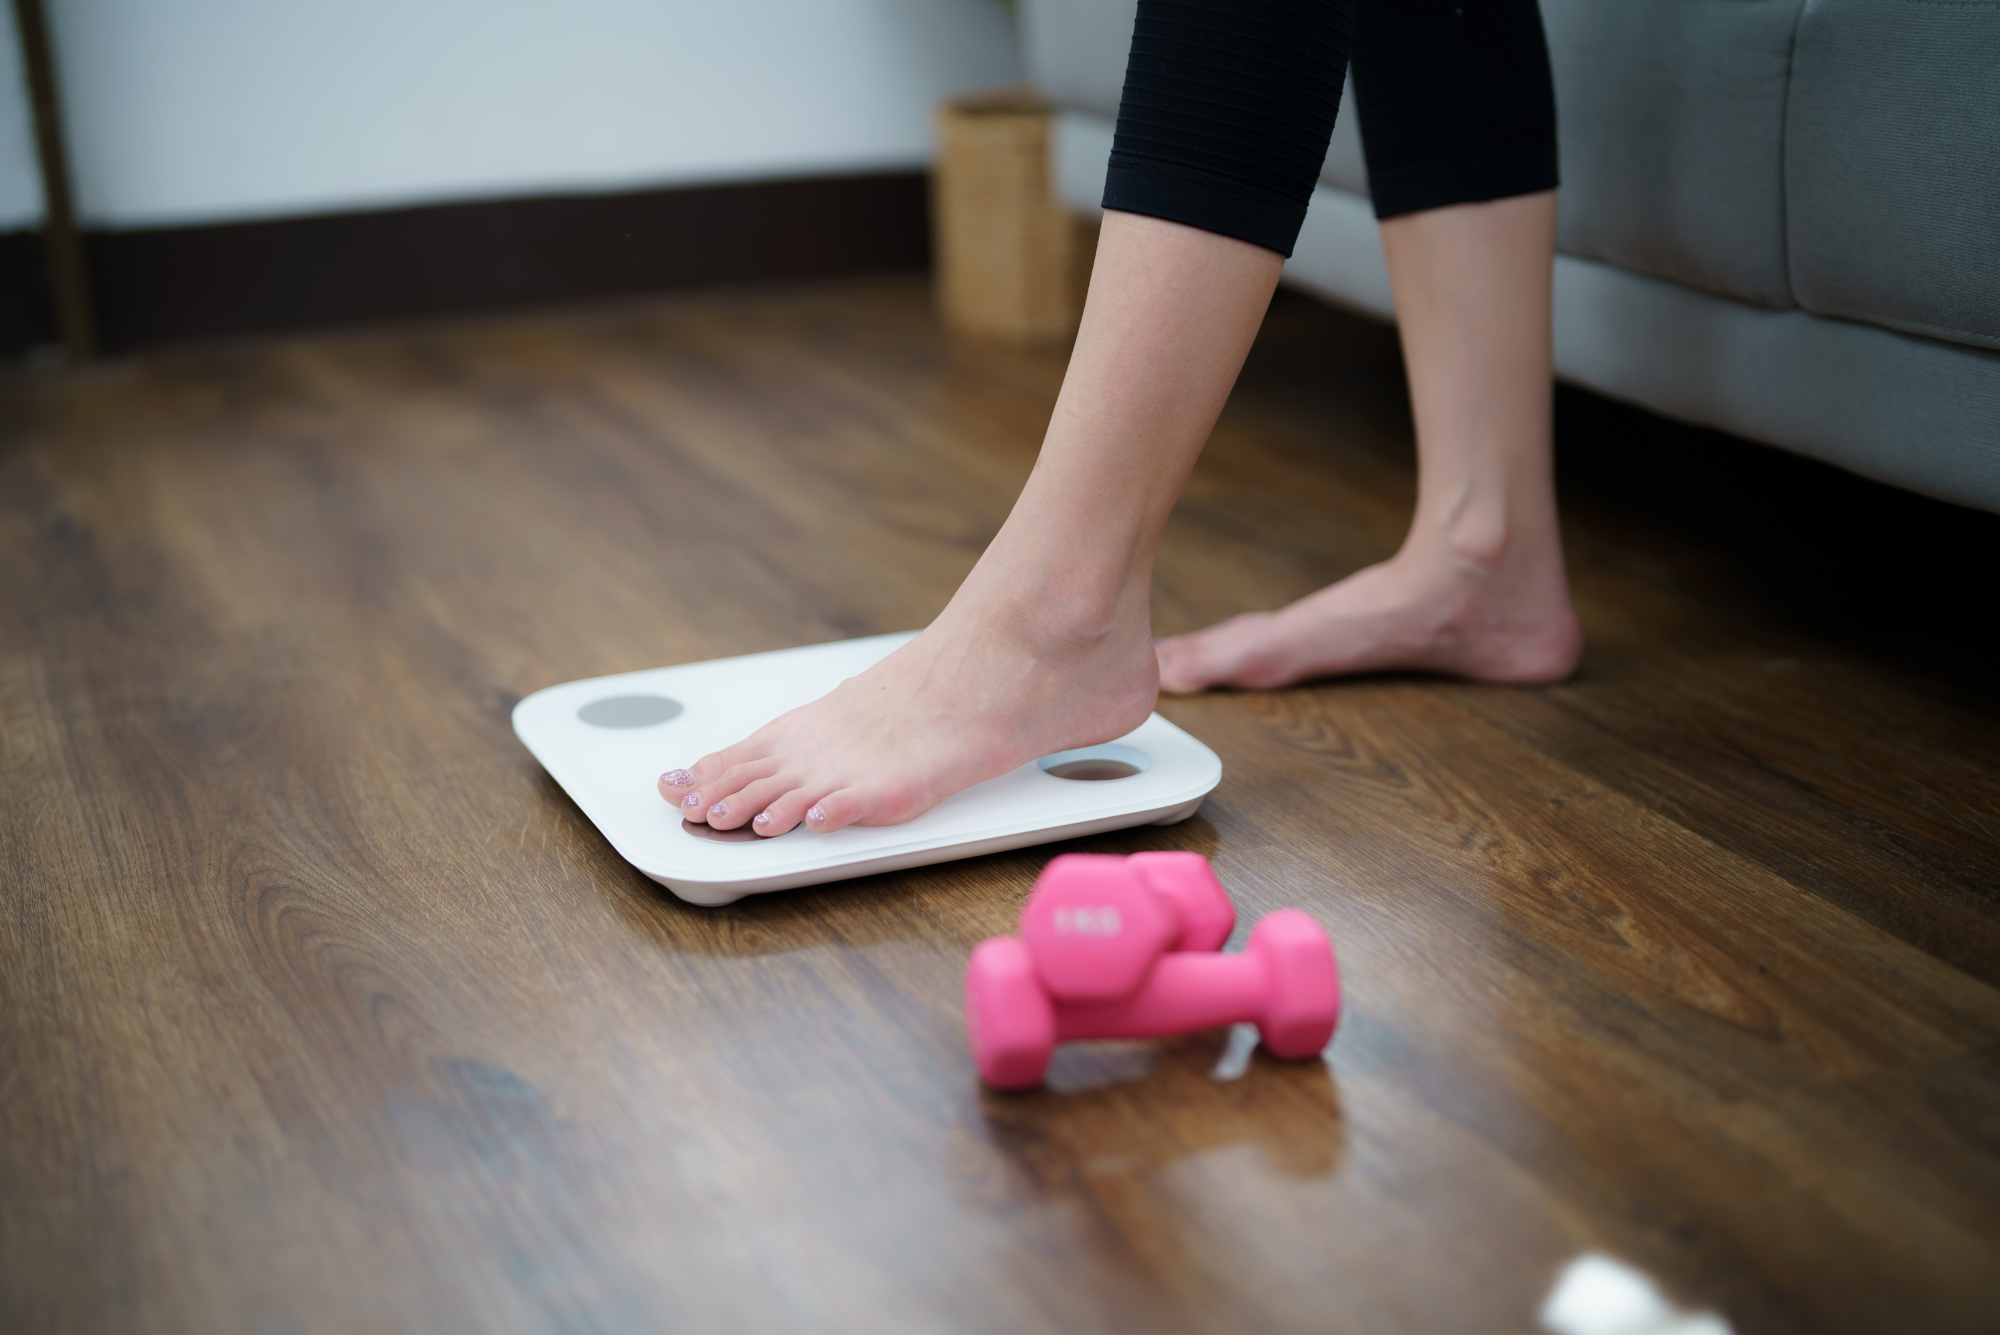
[{"left": 4, "top": 276, "right": 1997, "bottom": 1335}]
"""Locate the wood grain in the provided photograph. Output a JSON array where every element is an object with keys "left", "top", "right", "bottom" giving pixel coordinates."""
[{"left": 3, "top": 279, "right": 1996, "bottom": 1334}]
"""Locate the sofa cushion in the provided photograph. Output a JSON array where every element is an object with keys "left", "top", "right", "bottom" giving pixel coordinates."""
[
  {"left": 1554, "top": 256, "right": 2000, "bottom": 513},
  {"left": 1785, "top": 0, "right": 2000, "bottom": 352},
  {"left": 1541, "top": 0, "right": 1803, "bottom": 308}
]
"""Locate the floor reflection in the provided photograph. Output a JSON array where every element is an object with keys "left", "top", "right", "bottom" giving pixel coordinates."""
[
  {"left": 978, "top": 1027, "right": 1347, "bottom": 1184},
  {"left": 967, "top": 1027, "right": 1346, "bottom": 1312}
]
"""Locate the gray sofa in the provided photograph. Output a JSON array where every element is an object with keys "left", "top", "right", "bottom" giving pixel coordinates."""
[{"left": 1019, "top": 0, "right": 2000, "bottom": 514}]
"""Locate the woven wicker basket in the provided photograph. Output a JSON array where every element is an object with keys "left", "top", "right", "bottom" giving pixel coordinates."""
[{"left": 932, "top": 85, "right": 1094, "bottom": 345}]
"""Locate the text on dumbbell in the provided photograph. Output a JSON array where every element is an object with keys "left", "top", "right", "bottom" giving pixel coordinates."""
[{"left": 1052, "top": 906, "right": 1123, "bottom": 936}]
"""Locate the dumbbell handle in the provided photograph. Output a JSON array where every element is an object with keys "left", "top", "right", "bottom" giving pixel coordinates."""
[
  {"left": 1052, "top": 951, "right": 1268, "bottom": 1041},
  {"left": 1049, "top": 908, "right": 1338, "bottom": 1060}
]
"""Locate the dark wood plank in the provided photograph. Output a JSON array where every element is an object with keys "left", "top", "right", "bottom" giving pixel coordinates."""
[{"left": 2, "top": 278, "right": 1997, "bottom": 1334}]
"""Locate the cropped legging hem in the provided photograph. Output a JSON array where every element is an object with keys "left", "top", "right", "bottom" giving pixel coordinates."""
[
  {"left": 1100, "top": 0, "right": 1561, "bottom": 258},
  {"left": 1101, "top": 141, "right": 1560, "bottom": 254},
  {"left": 1366, "top": 142, "right": 1559, "bottom": 221},
  {"left": 1101, "top": 160, "right": 1311, "bottom": 259}
]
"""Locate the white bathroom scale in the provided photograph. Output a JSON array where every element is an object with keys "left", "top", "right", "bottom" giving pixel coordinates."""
[{"left": 512, "top": 633, "right": 1223, "bottom": 905}]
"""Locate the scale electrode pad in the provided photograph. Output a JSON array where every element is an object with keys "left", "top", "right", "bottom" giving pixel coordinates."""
[{"left": 513, "top": 633, "right": 1223, "bottom": 905}]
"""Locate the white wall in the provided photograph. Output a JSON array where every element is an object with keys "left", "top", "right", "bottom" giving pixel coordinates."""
[
  {"left": 1, "top": 14, "right": 41, "bottom": 228},
  {"left": 2, "top": 0, "right": 1019, "bottom": 232}
]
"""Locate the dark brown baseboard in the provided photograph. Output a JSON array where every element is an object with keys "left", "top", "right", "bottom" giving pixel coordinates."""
[
  {"left": 1, "top": 229, "right": 56, "bottom": 354},
  {"left": 1, "top": 171, "right": 931, "bottom": 356}
]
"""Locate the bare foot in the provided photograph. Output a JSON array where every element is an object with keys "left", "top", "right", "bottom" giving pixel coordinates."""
[
  {"left": 656, "top": 209, "right": 1283, "bottom": 836},
  {"left": 1154, "top": 524, "right": 1582, "bottom": 692},
  {"left": 657, "top": 581, "right": 1159, "bottom": 836}
]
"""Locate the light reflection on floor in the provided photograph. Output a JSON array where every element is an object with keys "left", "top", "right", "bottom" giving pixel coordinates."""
[{"left": 1540, "top": 1252, "right": 1733, "bottom": 1335}]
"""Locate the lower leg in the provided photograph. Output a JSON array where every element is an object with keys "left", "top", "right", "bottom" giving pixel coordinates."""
[
  {"left": 659, "top": 211, "right": 1283, "bottom": 834},
  {"left": 1155, "top": 189, "right": 1581, "bottom": 690}
]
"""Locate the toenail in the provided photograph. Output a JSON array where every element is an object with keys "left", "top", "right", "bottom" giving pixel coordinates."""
[
  {"left": 662, "top": 769, "right": 693, "bottom": 787},
  {"left": 683, "top": 792, "right": 702, "bottom": 808},
  {"left": 753, "top": 812, "right": 772, "bottom": 827},
  {"left": 709, "top": 802, "right": 728, "bottom": 819},
  {"left": 807, "top": 805, "right": 826, "bottom": 824}
]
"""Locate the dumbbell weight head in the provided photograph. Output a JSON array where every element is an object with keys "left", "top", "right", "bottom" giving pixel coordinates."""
[
  {"left": 1018, "top": 855, "right": 1180, "bottom": 1002},
  {"left": 1127, "top": 851, "right": 1235, "bottom": 952},
  {"left": 964, "top": 936, "right": 1056, "bottom": 1089},
  {"left": 1243, "top": 909, "right": 1342, "bottom": 1058}
]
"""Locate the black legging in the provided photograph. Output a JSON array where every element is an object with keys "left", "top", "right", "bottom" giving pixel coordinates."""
[{"left": 1102, "top": 0, "right": 1559, "bottom": 257}]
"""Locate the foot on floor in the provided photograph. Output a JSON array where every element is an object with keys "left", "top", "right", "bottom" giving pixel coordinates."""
[{"left": 1154, "top": 525, "right": 1583, "bottom": 693}]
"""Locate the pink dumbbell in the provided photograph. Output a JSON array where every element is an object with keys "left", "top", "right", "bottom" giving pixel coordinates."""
[
  {"left": 1017, "top": 851, "right": 1236, "bottom": 1002},
  {"left": 965, "top": 857, "right": 1341, "bottom": 1090}
]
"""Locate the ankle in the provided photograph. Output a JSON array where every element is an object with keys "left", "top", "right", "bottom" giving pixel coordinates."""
[
  {"left": 967, "top": 525, "right": 1154, "bottom": 632},
  {"left": 1401, "top": 505, "right": 1510, "bottom": 574},
  {"left": 1404, "top": 491, "right": 1561, "bottom": 576},
  {"left": 947, "top": 558, "right": 1152, "bottom": 652}
]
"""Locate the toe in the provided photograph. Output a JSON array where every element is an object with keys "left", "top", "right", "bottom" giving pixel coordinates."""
[
  {"left": 710, "top": 772, "right": 797, "bottom": 831},
  {"left": 698, "top": 759, "right": 781, "bottom": 828},
  {"left": 658, "top": 750, "right": 739, "bottom": 816},
  {"left": 1156, "top": 618, "right": 1256, "bottom": 693},
  {"left": 1154, "top": 635, "right": 1206, "bottom": 694},
  {"left": 657, "top": 760, "right": 706, "bottom": 802},
  {"left": 815, "top": 776, "right": 940, "bottom": 830},
  {"left": 852, "top": 776, "right": 933, "bottom": 827},
  {"left": 750, "top": 786, "right": 815, "bottom": 837},
  {"left": 802, "top": 787, "right": 867, "bottom": 833},
  {"left": 660, "top": 776, "right": 712, "bottom": 818}
]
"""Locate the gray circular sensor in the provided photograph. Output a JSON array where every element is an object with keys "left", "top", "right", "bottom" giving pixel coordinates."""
[
  {"left": 1037, "top": 742, "right": 1152, "bottom": 781},
  {"left": 576, "top": 694, "right": 684, "bottom": 729},
  {"left": 681, "top": 818, "right": 761, "bottom": 843}
]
